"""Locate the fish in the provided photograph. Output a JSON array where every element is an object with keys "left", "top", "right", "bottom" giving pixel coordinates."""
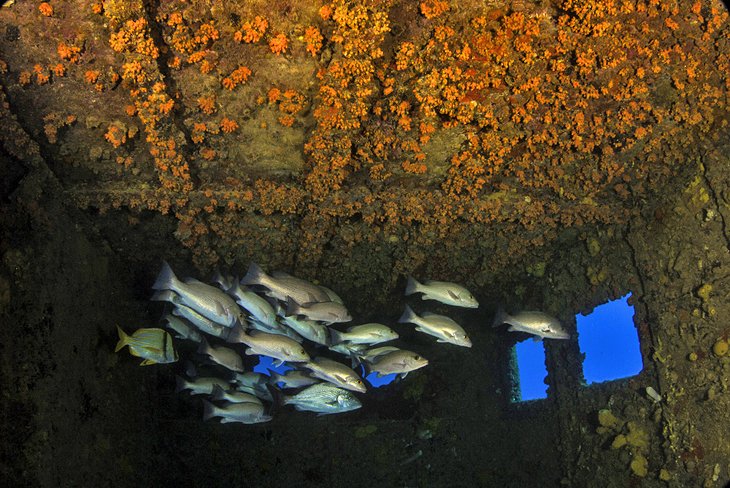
[
  {"left": 302, "top": 357, "right": 367, "bottom": 393},
  {"left": 152, "top": 289, "right": 231, "bottom": 339},
  {"left": 162, "top": 314, "right": 203, "bottom": 342},
  {"left": 285, "top": 298, "right": 352, "bottom": 325},
  {"left": 329, "top": 323, "right": 399, "bottom": 345},
  {"left": 398, "top": 305, "right": 472, "bottom": 348},
  {"left": 269, "top": 370, "right": 320, "bottom": 389},
  {"left": 282, "top": 383, "right": 362, "bottom": 415},
  {"left": 363, "top": 348, "right": 429, "bottom": 378},
  {"left": 241, "top": 262, "right": 330, "bottom": 304},
  {"left": 176, "top": 375, "right": 230, "bottom": 395},
  {"left": 405, "top": 276, "right": 479, "bottom": 308},
  {"left": 227, "top": 328, "right": 310, "bottom": 365},
  {"left": 210, "top": 384, "right": 262, "bottom": 405},
  {"left": 280, "top": 314, "right": 330, "bottom": 345},
  {"left": 197, "top": 338, "right": 244, "bottom": 372},
  {"left": 248, "top": 318, "right": 305, "bottom": 343},
  {"left": 202, "top": 400, "right": 271, "bottom": 424},
  {"left": 357, "top": 346, "right": 401, "bottom": 363},
  {"left": 152, "top": 260, "right": 244, "bottom": 327},
  {"left": 227, "top": 282, "right": 278, "bottom": 328},
  {"left": 230, "top": 372, "right": 273, "bottom": 401},
  {"left": 492, "top": 308, "right": 570, "bottom": 340},
  {"left": 115, "top": 326, "right": 178, "bottom": 365}
]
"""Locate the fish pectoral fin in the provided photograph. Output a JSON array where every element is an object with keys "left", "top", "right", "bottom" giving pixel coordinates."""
[
  {"left": 507, "top": 325, "right": 516, "bottom": 332},
  {"left": 244, "top": 348, "right": 257, "bottom": 356},
  {"left": 447, "top": 290, "right": 459, "bottom": 300}
]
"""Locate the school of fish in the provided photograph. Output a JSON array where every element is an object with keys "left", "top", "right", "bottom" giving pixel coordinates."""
[{"left": 115, "top": 262, "right": 570, "bottom": 424}]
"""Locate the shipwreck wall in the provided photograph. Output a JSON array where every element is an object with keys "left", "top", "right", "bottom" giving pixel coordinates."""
[{"left": 1, "top": 0, "right": 729, "bottom": 487}]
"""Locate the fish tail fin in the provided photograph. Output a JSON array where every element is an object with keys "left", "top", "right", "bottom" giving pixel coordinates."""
[
  {"left": 240, "top": 262, "right": 265, "bottom": 286},
  {"left": 211, "top": 384, "right": 226, "bottom": 401},
  {"left": 114, "top": 325, "right": 129, "bottom": 352},
  {"left": 329, "top": 329, "right": 344, "bottom": 345},
  {"left": 150, "top": 290, "right": 172, "bottom": 302},
  {"left": 152, "top": 260, "right": 179, "bottom": 292},
  {"left": 202, "top": 400, "right": 218, "bottom": 421},
  {"left": 197, "top": 337, "right": 211, "bottom": 356},
  {"left": 224, "top": 324, "right": 247, "bottom": 344},
  {"left": 175, "top": 375, "right": 188, "bottom": 393},
  {"left": 285, "top": 297, "right": 298, "bottom": 317},
  {"left": 398, "top": 304, "right": 417, "bottom": 324},
  {"left": 405, "top": 276, "right": 420, "bottom": 296},
  {"left": 184, "top": 360, "right": 198, "bottom": 378},
  {"left": 492, "top": 306, "right": 509, "bottom": 328}
]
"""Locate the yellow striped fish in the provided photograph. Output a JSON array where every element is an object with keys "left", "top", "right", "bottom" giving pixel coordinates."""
[{"left": 115, "top": 326, "right": 178, "bottom": 366}]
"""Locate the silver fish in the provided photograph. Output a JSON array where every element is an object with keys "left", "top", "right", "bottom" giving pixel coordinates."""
[
  {"left": 280, "top": 314, "right": 330, "bottom": 345},
  {"left": 270, "top": 370, "right": 320, "bottom": 389},
  {"left": 176, "top": 375, "right": 229, "bottom": 395},
  {"left": 492, "top": 308, "right": 570, "bottom": 340},
  {"left": 227, "top": 328, "right": 310, "bottom": 365},
  {"left": 286, "top": 298, "right": 352, "bottom": 325},
  {"left": 283, "top": 383, "right": 362, "bottom": 415},
  {"left": 230, "top": 372, "right": 273, "bottom": 401},
  {"left": 330, "top": 323, "right": 399, "bottom": 345},
  {"left": 398, "top": 305, "right": 472, "bottom": 348},
  {"left": 228, "top": 282, "right": 278, "bottom": 328},
  {"left": 202, "top": 400, "right": 271, "bottom": 424},
  {"left": 365, "top": 348, "right": 429, "bottom": 378},
  {"left": 302, "top": 357, "right": 366, "bottom": 393},
  {"left": 153, "top": 290, "right": 230, "bottom": 338},
  {"left": 211, "top": 384, "right": 262, "bottom": 405},
  {"left": 162, "top": 314, "right": 203, "bottom": 342},
  {"left": 248, "top": 318, "right": 305, "bottom": 343},
  {"left": 115, "top": 326, "right": 178, "bottom": 366},
  {"left": 358, "top": 346, "right": 401, "bottom": 363},
  {"left": 405, "top": 276, "right": 479, "bottom": 308},
  {"left": 241, "top": 263, "right": 330, "bottom": 304},
  {"left": 198, "top": 338, "right": 244, "bottom": 372},
  {"left": 152, "top": 261, "right": 243, "bottom": 327}
]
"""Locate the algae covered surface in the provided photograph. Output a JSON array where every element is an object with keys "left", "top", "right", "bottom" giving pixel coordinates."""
[{"left": 1, "top": 0, "right": 730, "bottom": 487}]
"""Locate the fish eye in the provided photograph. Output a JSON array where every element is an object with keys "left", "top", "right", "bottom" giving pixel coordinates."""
[{"left": 414, "top": 355, "right": 421, "bottom": 360}]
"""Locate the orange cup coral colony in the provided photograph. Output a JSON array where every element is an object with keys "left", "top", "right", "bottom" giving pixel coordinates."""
[{"left": 15, "top": 0, "right": 725, "bottom": 269}]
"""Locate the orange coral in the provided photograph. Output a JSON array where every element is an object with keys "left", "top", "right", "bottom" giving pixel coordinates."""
[
  {"left": 104, "top": 123, "right": 127, "bottom": 148},
  {"left": 197, "top": 97, "right": 216, "bottom": 115},
  {"left": 222, "top": 66, "right": 251, "bottom": 90},
  {"left": 39, "top": 2, "right": 53, "bottom": 17},
  {"left": 84, "top": 70, "right": 100, "bottom": 84},
  {"left": 420, "top": 0, "right": 449, "bottom": 19},
  {"left": 91, "top": 2, "right": 103, "bottom": 14},
  {"left": 220, "top": 118, "right": 239, "bottom": 133},
  {"left": 235, "top": 16, "right": 268, "bottom": 43},
  {"left": 33, "top": 64, "right": 49, "bottom": 85},
  {"left": 51, "top": 63, "right": 65, "bottom": 77},
  {"left": 19, "top": 71, "right": 31, "bottom": 85},
  {"left": 304, "top": 26, "right": 323, "bottom": 57},
  {"left": 200, "top": 147, "right": 216, "bottom": 160},
  {"left": 269, "top": 34, "right": 289, "bottom": 55},
  {"left": 57, "top": 42, "right": 82, "bottom": 63}
]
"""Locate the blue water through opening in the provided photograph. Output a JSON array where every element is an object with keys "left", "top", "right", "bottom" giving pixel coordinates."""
[
  {"left": 514, "top": 339, "right": 548, "bottom": 401},
  {"left": 577, "top": 292, "right": 642, "bottom": 384},
  {"left": 512, "top": 292, "right": 640, "bottom": 401}
]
